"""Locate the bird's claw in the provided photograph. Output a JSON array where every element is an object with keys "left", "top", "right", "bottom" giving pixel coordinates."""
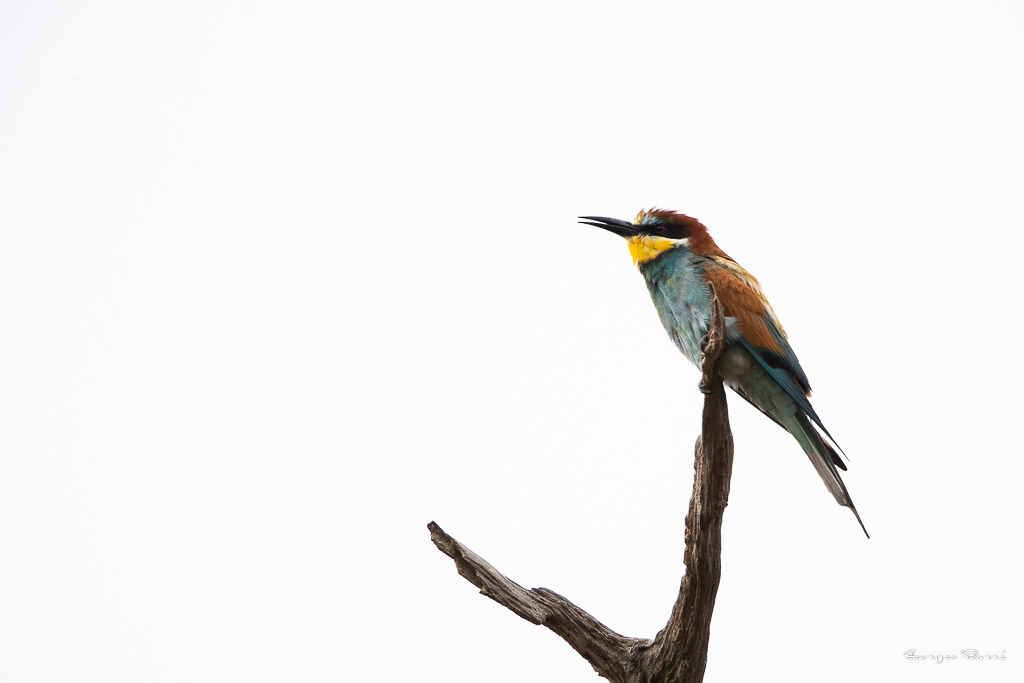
[
  {"left": 699, "top": 334, "right": 710, "bottom": 353},
  {"left": 698, "top": 379, "right": 714, "bottom": 395}
]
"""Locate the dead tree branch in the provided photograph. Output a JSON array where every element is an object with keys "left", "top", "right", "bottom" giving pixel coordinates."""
[{"left": 429, "top": 288, "right": 734, "bottom": 683}]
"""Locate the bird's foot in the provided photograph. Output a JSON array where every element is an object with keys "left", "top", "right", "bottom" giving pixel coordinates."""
[
  {"left": 698, "top": 379, "right": 714, "bottom": 395},
  {"left": 699, "top": 333, "right": 710, "bottom": 353}
]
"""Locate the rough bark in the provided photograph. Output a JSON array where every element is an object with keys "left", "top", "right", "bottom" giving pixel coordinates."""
[{"left": 429, "top": 288, "right": 734, "bottom": 683}]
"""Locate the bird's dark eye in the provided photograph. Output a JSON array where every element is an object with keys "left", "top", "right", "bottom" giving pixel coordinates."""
[{"left": 655, "top": 225, "right": 666, "bottom": 234}]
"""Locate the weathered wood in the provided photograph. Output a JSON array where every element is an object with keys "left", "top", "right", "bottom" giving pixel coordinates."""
[
  {"left": 429, "top": 288, "right": 734, "bottom": 683},
  {"left": 428, "top": 522, "right": 650, "bottom": 682},
  {"left": 642, "top": 284, "right": 733, "bottom": 682}
]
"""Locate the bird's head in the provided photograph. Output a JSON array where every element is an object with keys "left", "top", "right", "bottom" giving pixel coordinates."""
[{"left": 580, "top": 208, "right": 725, "bottom": 266}]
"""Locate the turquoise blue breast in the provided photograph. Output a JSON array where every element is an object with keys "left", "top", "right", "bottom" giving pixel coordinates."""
[{"left": 639, "top": 247, "right": 712, "bottom": 368}]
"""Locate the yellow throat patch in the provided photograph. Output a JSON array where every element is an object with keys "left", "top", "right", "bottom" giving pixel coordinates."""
[{"left": 627, "top": 235, "right": 682, "bottom": 266}]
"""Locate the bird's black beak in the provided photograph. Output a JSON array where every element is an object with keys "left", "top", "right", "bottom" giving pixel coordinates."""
[{"left": 579, "top": 216, "right": 639, "bottom": 238}]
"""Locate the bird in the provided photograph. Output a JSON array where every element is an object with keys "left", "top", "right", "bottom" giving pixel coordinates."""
[{"left": 580, "top": 209, "right": 868, "bottom": 537}]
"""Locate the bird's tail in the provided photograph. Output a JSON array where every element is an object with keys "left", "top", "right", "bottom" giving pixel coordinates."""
[{"left": 788, "top": 413, "right": 869, "bottom": 538}]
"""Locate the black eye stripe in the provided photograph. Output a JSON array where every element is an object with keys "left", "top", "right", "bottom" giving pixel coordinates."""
[{"left": 642, "top": 221, "right": 690, "bottom": 240}]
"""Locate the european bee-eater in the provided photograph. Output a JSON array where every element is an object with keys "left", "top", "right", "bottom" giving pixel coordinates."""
[{"left": 581, "top": 209, "right": 868, "bottom": 537}]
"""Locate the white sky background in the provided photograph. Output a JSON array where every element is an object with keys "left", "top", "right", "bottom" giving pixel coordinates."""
[{"left": 1, "top": 1, "right": 1022, "bottom": 681}]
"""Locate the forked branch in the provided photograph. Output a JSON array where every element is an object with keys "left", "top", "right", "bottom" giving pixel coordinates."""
[{"left": 429, "top": 288, "right": 734, "bottom": 683}]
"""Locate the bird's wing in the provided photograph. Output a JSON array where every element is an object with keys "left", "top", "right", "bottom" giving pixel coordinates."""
[
  {"left": 703, "top": 257, "right": 841, "bottom": 449},
  {"left": 704, "top": 256, "right": 809, "bottom": 390}
]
